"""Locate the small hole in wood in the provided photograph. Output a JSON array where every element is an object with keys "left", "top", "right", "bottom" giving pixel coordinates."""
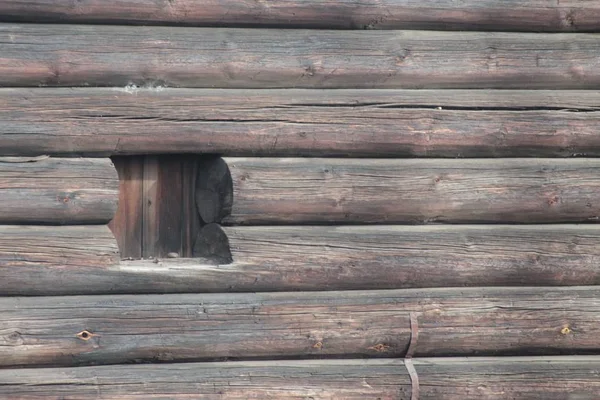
[{"left": 77, "top": 330, "right": 93, "bottom": 341}]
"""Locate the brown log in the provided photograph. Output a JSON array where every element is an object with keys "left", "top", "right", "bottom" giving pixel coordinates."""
[
  {"left": 0, "top": 0, "right": 598, "bottom": 32},
  {"left": 204, "top": 157, "right": 600, "bottom": 225},
  {"left": 0, "top": 225, "right": 120, "bottom": 294},
  {"left": 2, "top": 25, "right": 600, "bottom": 89},
  {"left": 1, "top": 286, "right": 599, "bottom": 367},
  {"left": 1, "top": 357, "right": 600, "bottom": 399},
  {"left": 0, "top": 157, "right": 118, "bottom": 224},
  {"left": 3, "top": 88, "right": 599, "bottom": 157}
]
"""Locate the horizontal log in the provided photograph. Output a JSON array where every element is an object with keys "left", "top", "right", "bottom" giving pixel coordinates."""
[
  {"left": 191, "top": 224, "right": 600, "bottom": 290},
  {"left": 1, "top": 287, "right": 599, "bottom": 367},
  {"left": 203, "top": 157, "right": 600, "bottom": 225},
  {"left": 0, "top": 157, "right": 118, "bottom": 224},
  {"left": 2, "top": 357, "right": 600, "bottom": 399},
  {"left": 0, "top": 0, "right": 598, "bottom": 32},
  {"left": 2, "top": 88, "right": 600, "bottom": 157},
  {"left": 2, "top": 24, "right": 600, "bottom": 89},
  {"left": 0, "top": 225, "right": 120, "bottom": 295},
  {"left": 7, "top": 224, "right": 600, "bottom": 294}
]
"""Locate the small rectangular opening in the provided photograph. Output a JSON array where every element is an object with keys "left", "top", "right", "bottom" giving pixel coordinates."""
[{"left": 109, "top": 155, "right": 201, "bottom": 259}]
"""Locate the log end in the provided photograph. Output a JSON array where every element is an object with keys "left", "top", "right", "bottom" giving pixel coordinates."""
[
  {"left": 192, "top": 223, "right": 233, "bottom": 264},
  {"left": 195, "top": 157, "right": 233, "bottom": 224}
]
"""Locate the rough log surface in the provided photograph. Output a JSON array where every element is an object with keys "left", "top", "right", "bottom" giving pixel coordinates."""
[
  {"left": 2, "top": 25, "right": 600, "bottom": 89},
  {"left": 3, "top": 88, "right": 600, "bottom": 157},
  {"left": 1, "top": 287, "right": 599, "bottom": 367},
  {"left": 0, "top": 225, "right": 120, "bottom": 295},
  {"left": 207, "top": 157, "right": 600, "bottom": 225},
  {"left": 0, "top": 0, "right": 598, "bottom": 32},
  {"left": 7, "top": 222, "right": 600, "bottom": 294},
  {"left": 0, "top": 157, "right": 119, "bottom": 224},
  {"left": 196, "top": 224, "right": 600, "bottom": 289},
  {"left": 1, "top": 357, "right": 599, "bottom": 399}
]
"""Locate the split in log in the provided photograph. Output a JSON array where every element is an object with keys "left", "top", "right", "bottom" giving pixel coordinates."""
[
  {"left": 1, "top": 286, "right": 599, "bottom": 367},
  {"left": 3, "top": 88, "right": 600, "bottom": 157},
  {"left": 0, "top": 157, "right": 119, "bottom": 224},
  {"left": 1, "top": 357, "right": 599, "bottom": 399},
  {"left": 0, "top": 0, "right": 598, "bottom": 32},
  {"left": 0, "top": 225, "right": 120, "bottom": 294},
  {"left": 200, "top": 157, "right": 600, "bottom": 225},
  {"left": 2, "top": 25, "right": 600, "bottom": 89}
]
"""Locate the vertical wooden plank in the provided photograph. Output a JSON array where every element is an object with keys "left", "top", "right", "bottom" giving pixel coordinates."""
[
  {"left": 108, "top": 156, "right": 143, "bottom": 259},
  {"left": 142, "top": 156, "right": 159, "bottom": 258},
  {"left": 157, "top": 155, "right": 183, "bottom": 258},
  {"left": 182, "top": 157, "right": 201, "bottom": 258}
]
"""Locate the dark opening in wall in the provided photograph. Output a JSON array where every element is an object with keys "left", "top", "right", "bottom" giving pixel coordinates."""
[{"left": 109, "top": 155, "right": 205, "bottom": 259}]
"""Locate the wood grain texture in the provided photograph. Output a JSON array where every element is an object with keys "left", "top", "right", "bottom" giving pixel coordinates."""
[
  {"left": 108, "top": 156, "right": 143, "bottom": 258},
  {"left": 193, "top": 224, "right": 600, "bottom": 290},
  {"left": 2, "top": 24, "right": 600, "bottom": 89},
  {"left": 3, "top": 88, "right": 600, "bottom": 157},
  {"left": 6, "top": 224, "right": 600, "bottom": 294},
  {"left": 1, "top": 357, "right": 600, "bottom": 399},
  {"left": 0, "top": 0, "right": 599, "bottom": 32},
  {"left": 0, "top": 225, "right": 120, "bottom": 295},
  {"left": 181, "top": 156, "right": 201, "bottom": 257},
  {"left": 1, "top": 287, "right": 599, "bottom": 367},
  {"left": 208, "top": 157, "right": 600, "bottom": 225},
  {"left": 0, "top": 157, "right": 118, "bottom": 224}
]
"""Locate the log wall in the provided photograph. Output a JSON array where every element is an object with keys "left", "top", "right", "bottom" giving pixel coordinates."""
[{"left": 2, "top": 0, "right": 600, "bottom": 397}]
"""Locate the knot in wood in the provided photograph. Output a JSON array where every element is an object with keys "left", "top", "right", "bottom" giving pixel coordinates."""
[{"left": 76, "top": 330, "right": 96, "bottom": 341}]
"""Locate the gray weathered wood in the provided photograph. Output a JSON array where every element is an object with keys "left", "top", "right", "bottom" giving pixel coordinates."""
[
  {"left": 2, "top": 25, "right": 600, "bottom": 89},
  {"left": 0, "top": 157, "right": 119, "bottom": 224},
  {"left": 0, "top": 0, "right": 598, "bottom": 32},
  {"left": 4, "top": 224, "right": 600, "bottom": 295},
  {"left": 2, "top": 88, "right": 600, "bottom": 157},
  {"left": 0, "top": 225, "right": 120, "bottom": 295},
  {"left": 1, "top": 287, "right": 599, "bottom": 367},
  {"left": 1, "top": 357, "right": 600, "bottom": 399},
  {"left": 194, "top": 224, "right": 600, "bottom": 289},
  {"left": 203, "top": 157, "right": 600, "bottom": 225}
]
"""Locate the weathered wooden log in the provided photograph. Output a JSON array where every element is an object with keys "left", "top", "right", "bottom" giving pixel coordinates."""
[
  {"left": 0, "top": 157, "right": 119, "bottom": 224},
  {"left": 5, "top": 223, "right": 600, "bottom": 295},
  {"left": 2, "top": 357, "right": 600, "bottom": 399},
  {"left": 1, "top": 287, "right": 599, "bottom": 367},
  {"left": 3, "top": 88, "right": 600, "bottom": 157},
  {"left": 2, "top": 24, "right": 600, "bottom": 89},
  {"left": 0, "top": 225, "right": 120, "bottom": 294},
  {"left": 201, "top": 157, "right": 600, "bottom": 225},
  {"left": 0, "top": 0, "right": 598, "bottom": 32},
  {"left": 191, "top": 224, "right": 600, "bottom": 289}
]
